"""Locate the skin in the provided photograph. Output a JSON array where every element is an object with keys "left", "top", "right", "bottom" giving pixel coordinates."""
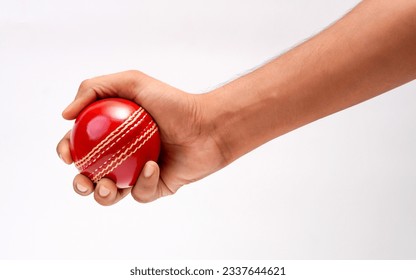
[{"left": 57, "top": 0, "right": 416, "bottom": 206}]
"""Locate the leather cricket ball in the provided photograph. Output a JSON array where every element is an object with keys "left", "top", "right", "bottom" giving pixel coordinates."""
[{"left": 69, "top": 98, "right": 160, "bottom": 188}]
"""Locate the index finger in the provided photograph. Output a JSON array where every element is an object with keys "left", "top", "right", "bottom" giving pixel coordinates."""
[{"left": 62, "top": 70, "right": 151, "bottom": 120}]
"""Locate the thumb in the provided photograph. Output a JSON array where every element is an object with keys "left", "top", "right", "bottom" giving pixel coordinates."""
[{"left": 131, "top": 161, "right": 162, "bottom": 203}]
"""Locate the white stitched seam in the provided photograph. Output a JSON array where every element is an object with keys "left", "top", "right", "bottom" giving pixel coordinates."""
[
  {"left": 90, "top": 121, "right": 155, "bottom": 175},
  {"left": 76, "top": 112, "right": 148, "bottom": 171},
  {"left": 75, "top": 108, "right": 144, "bottom": 169},
  {"left": 75, "top": 108, "right": 145, "bottom": 170},
  {"left": 91, "top": 123, "right": 158, "bottom": 183}
]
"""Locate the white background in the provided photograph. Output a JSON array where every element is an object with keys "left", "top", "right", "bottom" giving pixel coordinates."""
[{"left": 1, "top": 0, "right": 415, "bottom": 259}]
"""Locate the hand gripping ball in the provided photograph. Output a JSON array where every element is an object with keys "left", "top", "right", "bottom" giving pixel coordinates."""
[{"left": 70, "top": 98, "right": 161, "bottom": 188}]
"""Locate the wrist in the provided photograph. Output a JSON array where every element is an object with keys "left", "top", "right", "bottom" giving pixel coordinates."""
[
  {"left": 200, "top": 87, "right": 236, "bottom": 166},
  {"left": 201, "top": 76, "right": 281, "bottom": 165}
]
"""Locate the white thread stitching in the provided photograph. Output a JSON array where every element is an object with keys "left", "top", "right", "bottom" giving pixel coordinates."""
[
  {"left": 75, "top": 108, "right": 145, "bottom": 170},
  {"left": 91, "top": 123, "right": 158, "bottom": 183},
  {"left": 75, "top": 108, "right": 144, "bottom": 169},
  {"left": 76, "top": 112, "right": 148, "bottom": 171},
  {"left": 91, "top": 121, "right": 155, "bottom": 175}
]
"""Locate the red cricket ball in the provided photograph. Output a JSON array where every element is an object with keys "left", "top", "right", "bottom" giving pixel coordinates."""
[{"left": 69, "top": 98, "right": 161, "bottom": 188}]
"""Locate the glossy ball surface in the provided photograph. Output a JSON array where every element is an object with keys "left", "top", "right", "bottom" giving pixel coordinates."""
[{"left": 70, "top": 98, "right": 160, "bottom": 188}]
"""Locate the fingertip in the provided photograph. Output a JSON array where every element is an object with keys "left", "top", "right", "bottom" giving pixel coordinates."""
[
  {"left": 59, "top": 151, "right": 73, "bottom": 165},
  {"left": 61, "top": 100, "right": 83, "bottom": 120},
  {"left": 62, "top": 93, "right": 97, "bottom": 120},
  {"left": 62, "top": 105, "right": 75, "bottom": 120},
  {"left": 143, "top": 161, "right": 158, "bottom": 179},
  {"left": 131, "top": 161, "right": 160, "bottom": 203},
  {"left": 94, "top": 179, "right": 117, "bottom": 205},
  {"left": 94, "top": 178, "right": 118, "bottom": 206},
  {"left": 73, "top": 174, "right": 94, "bottom": 196}
]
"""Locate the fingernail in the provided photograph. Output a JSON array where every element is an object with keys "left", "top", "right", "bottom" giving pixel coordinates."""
[
  {"left": 98, "top": 185, "right": 110, "bottom": 197},
  {"left": 76, "top": 183, "right": 88, "bottom": 193},
  {"left": 143, "top": 163, "right": 155, "bottom": 178}
]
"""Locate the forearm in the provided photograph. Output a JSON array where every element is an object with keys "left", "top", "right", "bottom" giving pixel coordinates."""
[{"left": 204, "top": 0, "right": 416, "bottom": 164}]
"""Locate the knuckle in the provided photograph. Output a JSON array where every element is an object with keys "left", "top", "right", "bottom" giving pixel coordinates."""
[
  {"left": 78, "top": 79, "right": 92, "bottom": 92},
  {"left": 131, "top": 191, "right": 154, "bottom": 204},
  {"left": 125, "top": 69, "right": 141, "bottom": 76},
  {"left": 124, "top": 70, "right": 148, "bottom": 90}
]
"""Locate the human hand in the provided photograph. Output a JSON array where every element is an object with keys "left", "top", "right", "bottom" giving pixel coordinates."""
[
  {"left": 57, "top": 70, "right": 227, "bottom": 205},
  {"left": 58, "top": 1, "right": 416, "bottom": 207}
]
